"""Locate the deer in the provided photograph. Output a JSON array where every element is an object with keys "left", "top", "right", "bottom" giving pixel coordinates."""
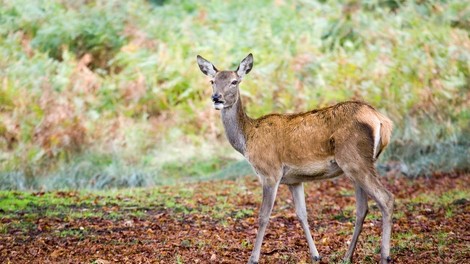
[{"left": 197, "top": 53, "right": 394, "bottom": 264}]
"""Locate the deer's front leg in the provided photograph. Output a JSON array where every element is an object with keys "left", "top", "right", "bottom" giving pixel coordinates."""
[
  {"left": 288, "top": 183, "right": 322, "bottom": 262},
  {"left": 248, "top": 181, "right": 280, "bottom": 264}
]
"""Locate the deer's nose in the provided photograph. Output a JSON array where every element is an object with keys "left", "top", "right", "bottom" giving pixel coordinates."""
[{"left": 211, "top": 93, "right": 222, "bottom": 101}]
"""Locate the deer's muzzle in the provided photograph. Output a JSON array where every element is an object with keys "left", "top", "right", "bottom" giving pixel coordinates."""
[{"left": 212, "top": 93, "right": 224, "bottom": 110}]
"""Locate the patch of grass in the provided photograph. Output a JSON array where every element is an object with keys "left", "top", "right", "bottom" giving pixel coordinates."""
[
  {"left": 0, "top": 191, "right": 82, "bottom": 212},
  {"left": 437, "top": 190, "right": 468, "bottom": 205},
  {"left": 407, "top": 189, "right": 468, "bottom": 217},
  {"left": 394, "top": 231, "right": 418, "bottom": 252},
  {"left": 333, "top": 210, "right": 353, "bottom": 222},
  {"left": 163, "top": 197, "right": 191, "bottom": 214},
  {"left": 328, "top": 250, "right": 348, "bottom": 263},
  {"left": 436, "top": 231, "right": 449, "bottom": 255},
  {"left": 58, "top": 228, "right": 86, "bottom": 238},
  {"left": 233, "top": 208, "right": 254, "bottom": 219},
  {"left": 0, "top": 189, "right": 161, "bottom": 222},
  {"left": 393, "top": 210, "right": 405, "bottom": 220},
  {"left": 5, "top": 220, "right": 36, "bottom": 233},
  {"left": 68, "top": 210, "right": 104, "bottom": 219},
  {"left": 129, "top": 210, "right": 147, "bottom": 218},
  {"left": 339, "top": 189, "right": 355, "bottom": 197},
  {"left": 240, "top": 239, "right": 251, "bottom": 249},
  {"left": 0, "top": 223, "right": 8, "bottom": 234},
  {"left": 365, "top": 211, "right": 381, "bottom": 221},
  {"left": 175, "top": 255, "right": 184, "bottom": 264}
]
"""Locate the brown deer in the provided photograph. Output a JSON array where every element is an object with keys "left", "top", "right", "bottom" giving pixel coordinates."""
[{"left": 197, "top": 53, "right": 394, "bottom": 264}]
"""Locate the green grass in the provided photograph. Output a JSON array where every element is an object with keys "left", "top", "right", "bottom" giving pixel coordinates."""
[
  {"left": 0, "top": 191, "right": 77, "bottom": 211},
  {"left": 0, "top": 0, "right": 469, "bottom": 189},
  {"left": 408, "top": 189, "right": 467, "bottom": 205},
  {"left": 58, "top": 228, "right": 87, "bottom": 238},
  {"left": 0, "top": 177, "right": 256, "bottom": 224}
]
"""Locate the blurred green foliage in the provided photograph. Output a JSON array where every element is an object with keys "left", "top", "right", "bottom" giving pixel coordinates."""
[{"left": 0, "top": 0, "right": 469, "bottom": 189}]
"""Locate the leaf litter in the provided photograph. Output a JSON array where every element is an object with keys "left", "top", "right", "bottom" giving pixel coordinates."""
[{"left": 0, "top": 173, "right": 468, "bottom": 263}]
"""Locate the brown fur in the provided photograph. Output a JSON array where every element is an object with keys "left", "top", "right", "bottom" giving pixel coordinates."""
[{"left": 242, "top": 101, "right": 392, "bottom": 186}]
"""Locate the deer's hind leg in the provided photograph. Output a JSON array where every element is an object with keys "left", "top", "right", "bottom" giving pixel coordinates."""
[
  {"left": 333, "top": 125, "right": 394, "bottom": 264},
  {"left": 343, "top": 166, "right": 394, "bottom": 264},
  {"left": 343, "top": 184, "right": 369, "bottom": 262}
]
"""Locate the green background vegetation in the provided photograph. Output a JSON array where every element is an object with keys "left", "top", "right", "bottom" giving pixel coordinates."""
[{"left": 0, "top": 0, "right": 469, "bottom": 189}]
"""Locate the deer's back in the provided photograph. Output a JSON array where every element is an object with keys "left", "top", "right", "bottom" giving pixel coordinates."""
[{"left": 244, "top": 101, "right": 392, "bottom": 183}]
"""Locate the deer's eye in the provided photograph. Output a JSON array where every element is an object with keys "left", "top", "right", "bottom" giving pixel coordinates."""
[
  {"left": 231, "top": 80, "right": 238, "bottom": 85},
  {"left": 210, "top": 80, "right": 214, "bottom": 85}
]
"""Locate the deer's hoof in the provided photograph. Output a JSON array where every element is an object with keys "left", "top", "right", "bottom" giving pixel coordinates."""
[
  {"left": 313, "top": 255, "right": 322, "bottom": 262},
  {"left": 386, "top": 256, "right": 392, "bottom": 262}
]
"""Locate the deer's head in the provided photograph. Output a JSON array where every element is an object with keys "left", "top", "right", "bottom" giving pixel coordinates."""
[{"left": 197, "top": 54, "right": 253, "bottom": 110}]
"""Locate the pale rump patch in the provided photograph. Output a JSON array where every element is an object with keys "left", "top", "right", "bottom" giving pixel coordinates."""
[
  {"left": 373, "top": 123, "right": 381, "bottom": 158},
  {"left": 355, "top": 106, "right": 383, "bottom": 159}
]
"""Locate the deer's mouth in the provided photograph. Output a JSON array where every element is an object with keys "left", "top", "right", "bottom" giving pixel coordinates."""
[{"left": 212, "top": 99, "right": 225, "bottom": 110}]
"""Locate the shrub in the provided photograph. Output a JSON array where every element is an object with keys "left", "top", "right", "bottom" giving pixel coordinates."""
[{"left": 0, "top": 0, "right": 468, "bottom": 189}]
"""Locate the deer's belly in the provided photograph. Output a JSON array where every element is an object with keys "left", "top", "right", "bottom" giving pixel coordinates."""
[{"left": 281, "top": 158, "right": 343, "bottom": 184}]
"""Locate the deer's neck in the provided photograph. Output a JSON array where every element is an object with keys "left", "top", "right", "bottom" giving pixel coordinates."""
[{"left": 221, "top": 96, "right": 251, "bottom": 155}]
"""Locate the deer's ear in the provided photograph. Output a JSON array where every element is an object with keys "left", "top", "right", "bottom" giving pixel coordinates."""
[
  {"left": 236, "top": 53, "right": 253, "bottom": 78},
  {"left": 197, "top": 55, "right": 218, "bottom": 78}
]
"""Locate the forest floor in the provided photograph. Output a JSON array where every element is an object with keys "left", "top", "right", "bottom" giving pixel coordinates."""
[{"left": 0, "top": 173, "right": 469, "bottom": 263}]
